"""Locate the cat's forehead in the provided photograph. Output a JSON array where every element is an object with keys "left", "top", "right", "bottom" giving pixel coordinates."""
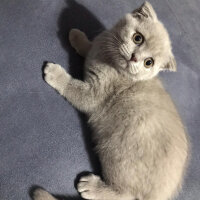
[
  {"left": 122, "top": 14, "right": 170, "bottom": 46},
  {"left": 128, "top": 15, "right": 171, "bottom": 58},
  {"left": 140, "top": 21, "right": 170, "bottom": 56},
  {"left": 117, "top": 13, "right": 172, "bottom": 61}
]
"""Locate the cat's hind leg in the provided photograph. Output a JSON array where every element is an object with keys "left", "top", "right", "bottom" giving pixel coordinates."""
[
  {"left": 77, "top": 174, "right": 134, "bottom": 200},
  {"left": 69, "top": 29, "right": 92, "bottom": 57},
  {"left": 32, "top": 188, "right": 57, "bottom": 200}
]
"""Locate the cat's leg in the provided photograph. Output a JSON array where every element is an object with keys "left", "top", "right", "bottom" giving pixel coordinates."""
[
  {"left": 44, "top": 62, "right": 101, "bottom": 113},
  {"left": 69, "top": 29, "right": 92, "bottom": 57},
  {"left": 77, "top": 174, "right": 133, "bottom": 200},
  {"left": 33, "top": 188, "right": 57, "bottom": 200}
]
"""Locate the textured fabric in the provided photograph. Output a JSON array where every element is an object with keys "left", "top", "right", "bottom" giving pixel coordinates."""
[{"left": 0, "top": 0, "right": 199, "bottom": 200}]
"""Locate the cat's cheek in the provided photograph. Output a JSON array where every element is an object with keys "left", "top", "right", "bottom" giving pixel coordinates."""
[
  {"left": 129, "top": 65, "right": 137, "bottom": 74},
  {"left": 128, "top": 62, "right": 141, "bottom": 75}
]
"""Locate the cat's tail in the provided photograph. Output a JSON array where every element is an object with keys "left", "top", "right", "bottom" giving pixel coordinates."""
[{"left": 32, "top": 188, "right": 57, "bottom": 200}]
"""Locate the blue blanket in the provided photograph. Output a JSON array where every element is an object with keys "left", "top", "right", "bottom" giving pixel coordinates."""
[{"left": 0, "top": 0, "right": 199, "bottom": 199}]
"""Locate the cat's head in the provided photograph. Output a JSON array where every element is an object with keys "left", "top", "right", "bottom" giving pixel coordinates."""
[{"left": 103, "top": 1, "right": 176, "bottom": 81}]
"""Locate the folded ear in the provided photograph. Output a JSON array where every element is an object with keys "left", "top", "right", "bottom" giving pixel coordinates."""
[
  {"left": 133, "top": 1, "right": 158, "bottom": 21},
  {"left": 161, "top": 55, "right": 177, "bottom": 72}
]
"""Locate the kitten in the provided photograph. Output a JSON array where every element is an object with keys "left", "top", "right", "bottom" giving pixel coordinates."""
[{"left": 34, "top": 2, "right": 189, "bottom": 200}]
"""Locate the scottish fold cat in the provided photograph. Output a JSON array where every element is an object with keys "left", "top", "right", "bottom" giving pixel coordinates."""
[{"left": 34, "top": 2, "right": 189, "bottom": 200}]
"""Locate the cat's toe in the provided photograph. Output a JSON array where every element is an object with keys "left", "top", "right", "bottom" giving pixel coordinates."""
[
  {"left": 44, "top": 62, "right": 61, "bottom": 75},
  {"left": 79, "top": 174, "right": 100, "bottom": 183},
  {"left": 77, "top": 181, "right": 90, "bottom": 192},
  {"left": 43, "top": 62, "right": 70, "bottom": 90},
  {"left": 77, "top": 174, "right": 102, "bottom": 199},
  {"left": 44, "top": 63, "right": 59, "bottom": 86},
  {"left": 80, "top": 190, "right": 96, "bottom": 199}
]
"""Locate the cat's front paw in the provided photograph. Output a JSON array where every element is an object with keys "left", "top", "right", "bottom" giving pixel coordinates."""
[
  {"left": 44, "top": 62, "right": 71, "bottom": 93},
  {"left": 77, "top": 174, "right": 104, "bottom": 200}
]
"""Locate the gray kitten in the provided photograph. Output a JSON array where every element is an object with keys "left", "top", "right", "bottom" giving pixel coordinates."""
[{"left": 34, "top": 2, "right": 189, "bottom": 200}]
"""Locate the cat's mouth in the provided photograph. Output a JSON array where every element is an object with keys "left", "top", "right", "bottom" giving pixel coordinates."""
[
  {"left": 120, "top": 57, "right": 139, "bottom": 75},
  {"left": 123, "top": 56, "right": 140, "bottom": 75},
  {"left": 118, "top": 51, "right": 139, "bottom": 74}
]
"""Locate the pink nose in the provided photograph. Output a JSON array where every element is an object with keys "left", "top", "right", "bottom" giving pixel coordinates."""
[{"left": 130, "top": 53, "right": 137, "bottom": 62}]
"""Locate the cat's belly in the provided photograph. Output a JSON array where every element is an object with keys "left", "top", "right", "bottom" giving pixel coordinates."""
[
  {"left": 94, "top": 123, "right": 187, "bottom": 197},
  {"left": 94, "top": 128, "right": 155, "bottom": 193},
  {"left": 88, "top": 98, "right": 188, "bottom": 196}
]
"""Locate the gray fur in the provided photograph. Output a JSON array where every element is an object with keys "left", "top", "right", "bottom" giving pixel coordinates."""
[{"left": 34, "top": 2, "right": 189, "bottom": 200}]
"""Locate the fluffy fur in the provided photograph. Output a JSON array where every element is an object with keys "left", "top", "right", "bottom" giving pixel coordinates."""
[{"left": 34, "top": 2, "right": 189, "bottom": 200}]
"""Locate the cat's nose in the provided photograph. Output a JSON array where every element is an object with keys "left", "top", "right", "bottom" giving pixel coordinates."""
[{"left": 130, "top": 53, "right": 137, "bottom": 62}]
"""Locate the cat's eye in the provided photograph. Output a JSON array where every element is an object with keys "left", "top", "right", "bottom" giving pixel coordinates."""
[
  {"left": 132, "top": 32, "right": 144, "bottom": 45},
  {"left": 144, "top": 57, "right": 154, "bottom": 68}
]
